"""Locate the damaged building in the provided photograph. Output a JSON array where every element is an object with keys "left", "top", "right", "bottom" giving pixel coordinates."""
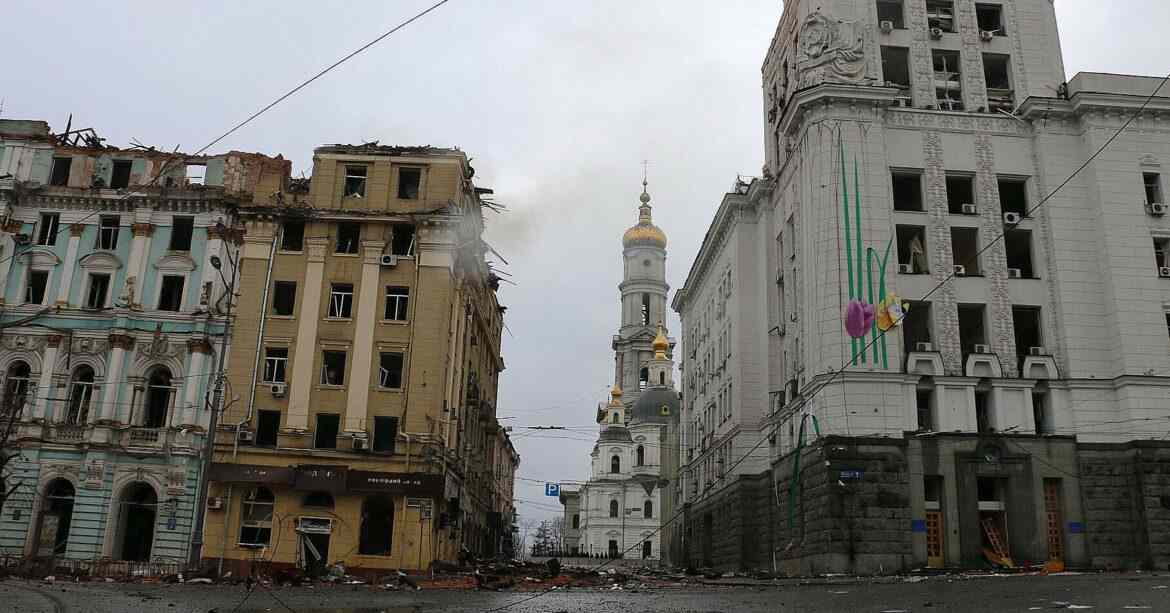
[
  {"left": 673, "top": 0, "right": 1170, "bottom": 574},
  {"left": 0, "top": 118, "right": 285, "bottom": 566}
]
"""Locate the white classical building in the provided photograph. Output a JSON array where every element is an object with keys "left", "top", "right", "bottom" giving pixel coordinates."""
[{"left": 570, "top": 183, "right": 679, "bottom": 560}]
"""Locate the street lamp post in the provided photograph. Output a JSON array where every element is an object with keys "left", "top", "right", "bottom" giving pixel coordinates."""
[{"left": 188, "top": 231, "right": 238, "bottom": 570}]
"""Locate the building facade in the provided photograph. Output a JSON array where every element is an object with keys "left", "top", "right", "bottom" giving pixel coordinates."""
[
  {"left": 673, "top": 0, "right": 1170, "bottom": 573},
  {"left": 0, "top": 119, "right": 279, "bottom": 565},
  {"left": 202, "top": 143, "right": 517, "bottom": 576}
]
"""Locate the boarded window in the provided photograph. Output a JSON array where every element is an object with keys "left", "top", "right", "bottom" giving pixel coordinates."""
[
  {"left": 169, "top": 216, "right": 194, "bottom": 251},
  {"left": 373, "top": 416, "right": 398, "bottom": 453},
  {"left": 272, "top": 281, "right": 297, "bottom": 316},
  {"left": 314, "top": 413, "right": 340, "bottom": 448}
]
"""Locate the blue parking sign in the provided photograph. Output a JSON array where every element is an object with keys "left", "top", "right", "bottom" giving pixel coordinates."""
[{"left": 545, "top": 483, "right": 560, "bottom": 497}]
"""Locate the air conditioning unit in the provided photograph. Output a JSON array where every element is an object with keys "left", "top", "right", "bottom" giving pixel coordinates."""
[
  {"left": 1159, "top": 266, "right": 1170, "bottom": 278},
  {"left": 973, "top": 343, "right": 991, "bottom": 354},
  {"left": 1148, "top": 202, "right": 1167, "bottom": 216},
  {"left": 898, "top": 263, "right": 914, "bottom": 274},
  {"left": 1029, "top": 346, "right": 1046, "bottom": 356},
  {"left": 352, "top": 437, "right": 370, "bottom": 451},
  {"left": 961, "top": 203, "right": 978, "bottom": 215},
  {"left": 980, "top": 30, "right": 996, "bottom": 41},
  {"left": 1003, "top": 212, "right": 1022, "bottom": 224},
  {"left": 1007, "top": 268, "right": 1023, "bottom": 279},
  {"left": 930, "top": 27, "right": 944, "bottom": 39},
  {"left": 270, "top": 383, "right": 286, "bottom": 397},
  {"left": 380, "top": 254, "right": 399, "bottom": 267},
  {"left": 237, "top": 429, "right": 254, "bottom": 443},
  {"left": 953, "top": 264, "right": 967, "bottom": 276},
  {"left": 13, "top": 233, "right": 30, "bottom": 246},
  {"left": 915, "top": 342, "right": 935, "bottom": 353},
  {"left": 880, "top": 20, "right": 895, "bottom": 34},
  {"left": 207, "top": 497, "right": 224, "bottom": 510}
]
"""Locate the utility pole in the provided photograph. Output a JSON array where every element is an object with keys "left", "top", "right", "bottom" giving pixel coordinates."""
[{"left": 188, "top": 224, "right": 238, "bottom": 569}]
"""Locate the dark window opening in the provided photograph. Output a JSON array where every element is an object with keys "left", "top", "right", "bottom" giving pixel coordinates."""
[
  {"left": 385, "top": 286, "right": 409, "bottom": 320},
  {"left": 881, "top": 46, "right": 911, "bottom": 93},
  {"left": 977, "top": 477, "right": 1003, "bottom": 503},
  {"left": 256, "top": 410, "right": 280, "bottom": 447},
  {"left": 41, "top": 480, "right": 75, "bottom": 555},
  {"left": 37, "top": 213, "right": 60, "bottom": 246},
  {"left": 933, "top": 50, "right": 963, "bottom": 111},
  {"left": 984, "top": 54, "right": 1014, "bottom": 112},
  {"left": 49, "top": 157, "right": 72, "bottom": 186},
  {"left": 892, "top": 172, "right": 923, "bottom": 211},
  {"left": 379, "top": 352, "right": 405, "bottom": 389},
  {"left": 636, "top": 445, "right": 645, "bottom": 466},
  {"left": 263, "top": 347, "right": 288, "bottom": 383},
  {"left": 926, "top": 0, "right": 955, "bottom": 32},
  {"left": 1012, "top": 305, "right": 1043, "bottom": 362},
  {"left": 951, "top": 227, "right": 982, "bottom": 276},
  {"left": 1145, "top": 172, "right": 1164, "bottom": 205},
  {"left": 572, "top": 514, "right": 580, "bottom": 530},
  {"left": 975, "top": 389, "right": 993, "bottom": 433},
  {"left": 67, "top": 366, "right": 96, "bottom": 425},
  {"left": 640, "top": 293, "right": 651, "bottom": 326},
  {"left": 999, "top": 178, "right": 1029, "bottom": 216},
  {"left": 110, "top": 160, "right": 133, "bottom": 189},
  {"left": 1156, "top": 238, "right": 1170, "bottom": 271},
  {"left": 1004, "top": 230, "right": 1035, "bottom": 279},
  {"left": 876, "top": 0, "right": 905, "bottom": 29},
  {"left": 609, "top": 500, "right": 619, "bottom": 517},
  {"left": 397, "top": 167, "right": 422, "bottom": 199},
  {"left": 86, "top": 273, "right": 110, "bottom": 309},
  {"left": 97, "top": 215, "right": 120, "bottom": 250},
  {"left": 4, "top": 361, "right": 31, "bottom": 413},
  {"left": 924, "top": 476, "right": 943, "bottom": 507},
  {"left": 373, "top": 416, "right": 398, "bottom": 453},
  {"left": 946, "top": 175, "right": 975, "bottom": 214},
  {"left": 1033, "top": 390, "right": 1051, "bottom": 435},
  {"left": 158, "top": 275, "right": 185, "bottom": 311},
  {"left": 144, "top": 368, "right": 173, "bottom": 428},
  {"left": 958, "top": 304, "right": 988, "bottom": 357},
  {"left": 303, "top": 492, "right": 334, "bottom": 508},
  {"left": 344, "top": 165, "right": 367, "bottom": 198},
  {"left": 896, "top": 225, "right": 929, "bottom": 273},
  {"left": 169, "top": 216, "right": 194, "bottom": 251},
  {"left": 321, "top": 351, "right": 347, "bottom": 386},
  {"left": 904, "top": 301, "right": 933, "bottom": 352},
  {"left": 329, "top": 283, "right": 353, "bottom": 319},
  {"left": 917, "top": 387, "right": 935, "bottom": 432},
  {"left": 26, "top": 270, "right": 49, "bottom": 304},
  {"left": 281, "top": 220, "right": 305, "bottom": 251},
  {"left": 639, "top": 367, "right": 649, "bottom": 392},
  {"left": 611, "top": 455, "right": 621, "bottom": 474},
  {"left": 359, "top": 496, "right": 394, "bottom": 555},
  {"left": 644, "top": 500, "right": 653, "bottom": 518},
  {"left": 272, "top": 281, "right": 297, "bottom": 316},
  {"left": 976, "top": 4, "right": 1005, "bottom": 35},
  {"left": 391, "top": 224, "right": 415, "bottom": 256},
  {"left": 336, "top": 222, "right": 360, "bottom": 254},
  {"left": 314, "top": 413, "right": 340, "bottom": 448}
]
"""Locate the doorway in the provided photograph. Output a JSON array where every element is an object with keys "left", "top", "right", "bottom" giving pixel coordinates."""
[
  {"left": 924, "top": 476, "right": 945, "bottom": 568},
  {"left": 1044, "top": 479, "right": 1065, "bottom": 566},
  {"left": 702, "top": 512, "right": 713, "bottom": 566},
  {"left": 298, "top": 517, "right": 333, "bottom": 578},
  {"left": 117, "top": 483, "right": 157, "bottom": 561},
  {"left": 976, "top": 477, "right": 1011, "bottom": 566},
  {"left": 608, "top": 539, "right": 619, "bottom": 558},
  {"left": 37, "top": 479, "right": 75, "bottom": 557}
]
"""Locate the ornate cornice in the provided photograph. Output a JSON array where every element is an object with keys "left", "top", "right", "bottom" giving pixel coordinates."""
[
  {"left": 131, "top": 222, "right": 155, "bottom": 237},
  {"left": 108, "top": 333, "right": 136, "bottom": 351}
]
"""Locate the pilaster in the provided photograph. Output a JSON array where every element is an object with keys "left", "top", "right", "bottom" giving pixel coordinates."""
[
  {"left": 33, "top": 336, "right": 61, "bottom": 420},
  {"left": 99, "top": 334, "right": 135, "bottom": 422},
  {"left": 344, "top": 240, "right": 387, "bottom": 433},
  {"left": 287, "top": 237, "right": 328, "bottom": 431},
  {"left": 54, "top": 225, "right": 85, "bottom": 306},
  {"left": 127, "top": 213, "right": 155, "bottom": 306}
]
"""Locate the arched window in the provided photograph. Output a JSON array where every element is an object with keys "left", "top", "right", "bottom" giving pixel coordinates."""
[
  {"left": 117, "top": 483, "right": 158, "bottom": 561},
  {"left": 143, "top": 367, "right": 173, "bottom": 428},
  {"left": 639, "top": 367, "right": 649, "bottom": 391},
  {"left": 40, "top": 479, "right": 75, "bottom": 555},
  {"left": 359, "top": 495, "right": 395, "bottom": 555},
  {"left": 659, "top": 371, "right": 665, "bottom": 385},
  {"left": 303, "top": 491, "right": 334, "bottom": 508},
  {"left": 67, "top": 365, "right": 96, "bottom": 424},
  {"left": 609, "top": 500, "right": 619, "bottom": 518},
  {"left": 610, "top": 455, "right": 620, "bottom": 474},
  {"left": 643, "top": 500, "right": 653, "bottom": 518},
  {"left": 611, "top": 411, "right": 620, "bottom": 424},
  {"left": 572, "top": 514, "right": 580, "bottom": 529},
  {"left": 239, "top": 487, "right": 274, "bottom": 547},
  {"left": 636, "top": 445, "right": 645, "bottom": 467},
  {"left": 4, "top": 361, "right": 32, "bottom": 412}
]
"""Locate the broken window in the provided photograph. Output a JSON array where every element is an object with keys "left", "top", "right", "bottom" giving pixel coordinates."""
[
  {"left": 97, "top": 215, "right": 120, "bottom": 250},
  {"left": 609, "top": 500, "right": 619, "bottom": 517},
  {"left": 373, "top": 415, "right": 398, "bottom": 453},
  {"left": 25, "top": 270, "right": 49, "bottom": 305},
  {"left": 49, "top": 157, "right": 72, "bottom": 186},
  {"left": 144, "top": 367, "right": 173, "bottom": 428},
  {"left": 984, "top": 54, "right": 1014, "bottom": 112},
  {"left": 958, "top": 304, "right": 988, "bottom": 356},
  {"left": 644, "top": 500, "right": 653, "bottom": 518},
  {"left": 926, "top": 0, "right": 955, "bottom": 32},
  {"left": 896, "top": 225, "right": 929, "bottom": 273},
  {"left": 611, "top": 455, "right": 621, "bottom": 474},
  {"left": 1033, "top": 390, "right": 1051, "bottom": 435},
  {"left": 916, "top": 387, "right": 935, "bottom": 431},
  {"left": 272, "top": 281, "right": 297, "bottom": 316},
  {"left": 256, "top": 410, "right": 280, "bottom": 447},
  {"left": 314, "top": 413, "right": 340, "bottom": 448},
  {"left": 998, "top": 178, "right": 1029, "bottom": 217},
  {"left": 924, "top": 476, "right": 943, "bottom": 509},
  {"left": 397, "top": 167, "right": 422, "bottom": 199},
  {"left": 951, "top": 227, "right": 981, "bottom": 276},
  {"left": 329, "top": 283, "right": 353, "bottom": 319},
  {"left": 1145, "top": 172, "right": 1164, "bottom": 205},
  {"left": 86, "top": 273, "right": 110, "bottom": 309},
  {"left": 4, "top": 361, "right": 31, "bottom": 413},
  {"left": 974, "top": 388, "right": 993, "bottom": 433},
  {"left": 320, "top": 351, "right": 347, "bottom": 386},
  {"left": 37, "top": 213, "right": 60, "bottom": 246},
  {"left": 391, "top": 223, "right": 415, "bottom": 256},
  {"left": 263, "top": 347, "right": 288, "bottom": 383},
  {"left": 169, "top": 216, "right": 194, "bottom": 251},
  {"left": 336, "top": 222, "right": 361, "bottom": 254},
  {"left": 881, "top": 47, "right": 912, "bottom": 96},
  {"left": 281, "top": 220, "right": 305, "bottom": 251},
  {"left": 932, "top": 50, "right": 963, "bottom": 111},
  {"left": 384, "top": 286, "right": 409, "bottom": 321},
  {"left": 67, "top": 365, "right": 96, "bottom": 425},
  {"left": 41, "top": 480, "right": 75, "bottom": 555},
  {"left": 358, "top": 496, "right": 395, "bottom": 555},
  {"left": 378, "top": 352, "right": 405, "bottom": 389},
  {"left": 158, "top": 275, "right": 185, "bottom": 311},
  {"left": 946, "top": 175, "right": 975, "bottom": 215},
  {"left": 1156, "top": 238, "right": 1170, "bottom": 272},
  {"left": 1012, "top": 305, "right": 1043, "bottom": 360},
  {"left": 904, "top": 301, "right": 933, "bottom": 351},
  {"left": 876, "top": 0, "right": 905, "bottom": 29},
  {"left": 641, "top": 293, "right": 651, "bottom": 326},
  {"left": 343, "top": 165, "right": 367, "bottom": 198},
  {"left": 238, "top": 487, "right": 274, "bottom": 546},
  {"left": 185, "top": 164, "right": 205, "bottom": 186},
  {"left": 976, "top": 3, "right": 1005, "bottom": 35},
  {"left": 892, "top": 172, "right": 923, "bottom": 211},
  {"left": 1004, "top": 229, "right": 1034, "bottom": 279},
  {"left": 111, "top": 160, "right": 133, "bottom": 189}
]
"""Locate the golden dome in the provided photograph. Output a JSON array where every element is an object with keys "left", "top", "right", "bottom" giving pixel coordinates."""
[
  {"left": 609, "top": 385, "right": 624, "bottom": 406},
  {"left": 623, "top": 181, "right": 667, "bottom": 249},
  {"left": 652, "top": 322, "right": 669, "bottom": 358}
]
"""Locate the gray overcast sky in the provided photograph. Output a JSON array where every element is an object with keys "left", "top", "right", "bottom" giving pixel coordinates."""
[{"left": 3, "top": 1, "right": 1167, "bottom": 524}]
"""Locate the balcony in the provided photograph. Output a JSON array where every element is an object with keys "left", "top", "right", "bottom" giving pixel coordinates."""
[
  {"left": 124, "top": 427, "right": 165, "bottom": 447},
  {"left": 47, "top": 424, "right": 87, "bottom": 443}
]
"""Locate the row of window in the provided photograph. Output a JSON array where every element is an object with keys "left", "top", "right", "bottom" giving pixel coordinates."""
[
  {"left": 269, "top": 280, "right": 411, "bottom": 321},
  {"left": 881, "top": 46, "right": 1015, "bottom": 112},
  {"left": 278, "top": 219, "right": 415, "bottom": 256},
  {"left": 877, "top": 0, "right": 1007, "bottom": 36},
  {"left": 48, "top": 157, "right": 206, "bottom": 190},
  {"left": 263, "top": 347, "right": 405, "bottom": 389},
  {"left": 238, "top": 487, "right": 396, "bottom": 556},
  {"left": 342, "top": 164, "right": 423, "bottom": 200},
  {"left": 606, "top": 446, "right": 649, "bottom": 474},
  {"left": 604, "top": 499, "right": 654, "bottom": 519},
  {"left": 23, "top": 269, "right": 186, "bottom": 311},
  {"left": 3, "top": 361, "right": 177, "bottom": 428},
  {"left": 32, "top": 212, "right": 194, "bottom": 251},
  {"left": 248, "top": 409, "right": 399, "bottom": 455},
  {"left": 902, "top": 302, "right": 1044, "bottom": 365}
]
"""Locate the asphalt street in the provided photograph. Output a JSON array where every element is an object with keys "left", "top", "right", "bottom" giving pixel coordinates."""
[{"left": 3, "top": 573, "right": 1168, "bottom": 612}]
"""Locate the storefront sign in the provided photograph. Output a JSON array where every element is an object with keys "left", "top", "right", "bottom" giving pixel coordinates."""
[
  {"left": 294, "top": 465, "right": 348, "bottom": 493},
  {"left": 347, "top": 471, "right": 444, "bottom": 497},
  {"left": 208, "top": 463, "right": 294, "bottom": 485}
]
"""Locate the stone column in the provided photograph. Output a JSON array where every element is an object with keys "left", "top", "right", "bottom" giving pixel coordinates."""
[
  {"left": 99, "top": 334, "right": 135, "bottom": 422},
  {"left": 126, "top": 214, "right": 155, "bottom": 307},
  {"left": 344, "top": 240, "right": 386, "bottom": 433},
  {"left": 287, "top": 237, "right": 328, "bottom": 431},
  {"left": 33, "top": 335, "right": 62, "bottom": 421},
  {"left": 55, "top": 224, "right": 86, "bottom": 307},
  {"left": 182, "top": 338, "right": 212, "bottom": 427}
]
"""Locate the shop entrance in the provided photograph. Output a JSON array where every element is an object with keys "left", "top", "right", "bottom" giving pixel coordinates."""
[
  {"left": 977, "top": 477, "right": 1012, "bottom": 567},
  {"left": 298, "top": 517, "right": 333, "bottom": 577},
  {"left": 924, "top": 476, "right": 945, "bottom": 568},
  {"left": 116, "top": 483, "right": 157, "bottom": 562},
  {"left": 1044, "top": 479, "right": 1065, "bottom": 568}
]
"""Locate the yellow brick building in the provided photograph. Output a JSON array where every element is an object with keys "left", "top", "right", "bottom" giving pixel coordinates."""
[{"left": 201, "top": 144, "right": 517, "bottom": 577}]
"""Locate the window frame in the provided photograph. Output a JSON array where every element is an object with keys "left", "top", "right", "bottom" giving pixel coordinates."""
[
  {"left": 36, "top": 213, "right": 60, "bottom": 246},
  {"left": 320, "top": 350, "right": 347, "bottom": 386},
  {"left": 280, "top": 220, "right": 305, "bottom": 252},
  {"left": 384, "top": 286, "right": 410, "bottom": 321},
  {"left": 110, "top": 159, "right": 133, "bottom": 189},
  {"left": 328, "top": 283, "right": 354, "bottom": 319},
  {"left": 396, "top": 166, "right": 423, "bottom": 200},
  {"left": 25, "top": 269, "right": 50, "bottom": 305},
  {"left": 85, "top": 273, "right": 112, "bottom": 309},
  {"left": 378, "top": 352, "right": 405, "bottom": 390},
  {"left": 238, "top": 487, "right": 275, "bottom": 547},
  {"left": 343, "top": 165, "right": 367, "bottom": 198},
  {"left": 263, "top": 347, "right": 289, "bottom": 383},
  {"left": 272, "top": 281, "right": 297, "bottom": 317},
  {"left": 157, "top": 274, "right": 186, "bottom": 312},
  {"left": 169, "top": 216, "right": 195, "bottom": 252},
  {"left": 96, "top": 215, "right": 121, "bottom": 250},
  {"left": 49, "top": 157, "right": 72, "bottom": 187}
]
